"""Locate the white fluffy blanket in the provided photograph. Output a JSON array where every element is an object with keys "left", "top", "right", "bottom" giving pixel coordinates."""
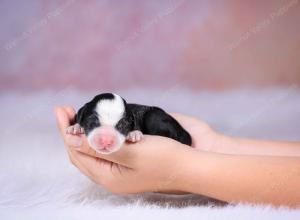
[{"left": 1, "top": 88, "right": 300, "bottom": 219}]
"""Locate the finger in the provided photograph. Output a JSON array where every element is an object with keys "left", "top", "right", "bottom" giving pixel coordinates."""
[
  {"left": 71, "top": 140, "right": 134, "bottom": 168},
  {"left": 60, "top": 104, "right": 137, "bottom": 166},
  {"left": 66, "top": 133, "right": 91, "bottom": 151},
  {"left": 68, "top": 147, "right": 113, "bottom": 184},
  {"left": 65, "top": 106, "right": 76, "bottom": 116},
  {"left": 65, "top": 134, "right": 84, "bottom": 148},
  {"left": 67, "top": 149, "right": 90, "bottom": 176},
  {"left": 57, "top": 106, "right": 101, "bottom": 178},
  {"left": 62, "top": 124, "right": 130, "bottom": 167},
  {"left": 64, "top": 106, "right": 76, "bottom": 123},
  {"left": 54, "top": 107, "right": 71, "bottom": 136},
  {"left": 60, "top": 106, "right": 84, "bottom": 147},
  {"left": 67, "top": 148, "right": 101, "bottom": 183},
  {"left": 54, "top": 106, "right": 84, "bottom": 151},
  {"left": 55, "top": 107, "right": 115, "bottom": 183},
  {"left": 68, "top": 133, "right": 138, "bottom": 168},
  {"left": 170, "top": 112, "right": 208, "bottom": 127},
  {"left": 170, "top": 112, "right": 196, "bottom": 125},
  {"left": 65, "top": 106, "right": 84, "bottom": 134},
  {"left": 169, "top": 112, "right": 208, "bottom": 134}
]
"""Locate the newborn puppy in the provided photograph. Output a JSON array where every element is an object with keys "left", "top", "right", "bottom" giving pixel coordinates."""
[{"left": 66, "top": 93, "right": 192, "bottom": 154}]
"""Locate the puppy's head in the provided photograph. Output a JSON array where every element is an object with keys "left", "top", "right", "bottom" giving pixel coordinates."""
[{"left": 76, "top": 93, "right": 133, "bottom": 154}]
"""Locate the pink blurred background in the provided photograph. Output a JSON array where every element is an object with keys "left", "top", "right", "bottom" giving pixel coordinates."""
[{"left": 1, "top": 0, "right": 300, "bottom": 91}]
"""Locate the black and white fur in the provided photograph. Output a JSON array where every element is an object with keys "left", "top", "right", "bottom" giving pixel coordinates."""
[{"left": 67, "top": 93, "right": 192, "bottom": 154}]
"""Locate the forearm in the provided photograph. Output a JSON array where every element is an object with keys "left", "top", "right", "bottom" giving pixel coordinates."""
[
  {"left": 211, "top": 134, "right": 300, "bottom": 156},
  {"left": 178, "top": 149, "right": 300, "bottom": 207}
]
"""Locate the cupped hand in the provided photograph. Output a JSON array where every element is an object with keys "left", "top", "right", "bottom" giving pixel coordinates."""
[{"left": 54, "top": 106, "right": 219, "bottom": 194}]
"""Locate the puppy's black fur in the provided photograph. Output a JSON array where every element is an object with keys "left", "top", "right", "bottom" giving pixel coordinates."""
[
  {"left": 127, "top": 104, "right": 192, "bottom": 145},
  {"left": 75, "top": 93, "right": 192, "bottom": 146}
]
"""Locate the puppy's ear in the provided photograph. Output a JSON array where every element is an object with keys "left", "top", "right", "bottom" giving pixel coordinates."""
[{"left": 75, "top": 104, "right": 87, "bottom": 125}]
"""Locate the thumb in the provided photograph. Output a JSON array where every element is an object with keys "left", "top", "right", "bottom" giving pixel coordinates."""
[{"left": 54, "top": 106, "right": 71, "bottom": 136}]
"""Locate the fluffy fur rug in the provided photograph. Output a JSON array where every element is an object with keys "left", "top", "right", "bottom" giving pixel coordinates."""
[{"left": 1, "top": 88, "right": 300, "bottom": 219}]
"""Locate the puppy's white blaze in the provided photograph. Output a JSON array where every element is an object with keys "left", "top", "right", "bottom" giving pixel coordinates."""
[{"left": 96, "top": 94, "right": 125, "bottom": 126}]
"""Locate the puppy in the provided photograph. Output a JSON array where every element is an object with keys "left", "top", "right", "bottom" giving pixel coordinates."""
[{"left": 66, "top": 93, "right": 192, "bottom": 154}]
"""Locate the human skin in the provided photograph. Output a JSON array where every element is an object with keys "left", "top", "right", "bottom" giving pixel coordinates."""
[{"left": 54, "top": 106, "right": 300, "bottom": 207}]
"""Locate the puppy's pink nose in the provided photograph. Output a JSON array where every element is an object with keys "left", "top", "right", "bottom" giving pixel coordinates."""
[{"left": 94, "top": 134, "right": 115, "bottom": 149}]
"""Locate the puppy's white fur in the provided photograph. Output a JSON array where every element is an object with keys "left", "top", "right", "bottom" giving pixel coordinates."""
[
  {"left": 96, "top": 94, "right": 125, "bottom": 126},
  {"left": 88, "top": 94, "right": 126, "bottom": 154}
]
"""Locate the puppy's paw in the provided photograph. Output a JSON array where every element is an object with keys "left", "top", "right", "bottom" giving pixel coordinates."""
[
  {"left": 126, "top": 130, "right": 143, "bottom": 142},
  {"left": 66, "top": 123, "right": 84, "bottom": 135}
]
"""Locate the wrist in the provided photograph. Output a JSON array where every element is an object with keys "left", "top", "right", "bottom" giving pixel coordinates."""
[
  {"left": 171, "top": 147, "right": 207, "bottom": 193},
  {"left": 173, "top": 149, "right": 224, "bottom": 196}
]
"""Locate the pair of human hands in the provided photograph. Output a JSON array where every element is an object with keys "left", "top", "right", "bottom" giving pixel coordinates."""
[{"left": 54, "top": 106, "right": 218, "bottom": 194}]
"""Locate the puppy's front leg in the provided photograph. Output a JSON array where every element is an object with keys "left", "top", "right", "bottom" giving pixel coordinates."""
[
  {"left": 66, "top": 123, "right": 84, "bottom": 135},
  {"left": 126, "top": 130, "right": 143, "bottom": 142}
]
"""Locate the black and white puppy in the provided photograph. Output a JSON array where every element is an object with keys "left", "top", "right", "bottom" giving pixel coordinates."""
[{"left": 66, "top": 93, "right": 192, "bottom": 154}]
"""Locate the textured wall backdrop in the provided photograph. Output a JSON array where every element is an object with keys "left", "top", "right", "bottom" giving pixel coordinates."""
[{"left": 1, "top": 0, "right": 300, "bottom": 91}]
